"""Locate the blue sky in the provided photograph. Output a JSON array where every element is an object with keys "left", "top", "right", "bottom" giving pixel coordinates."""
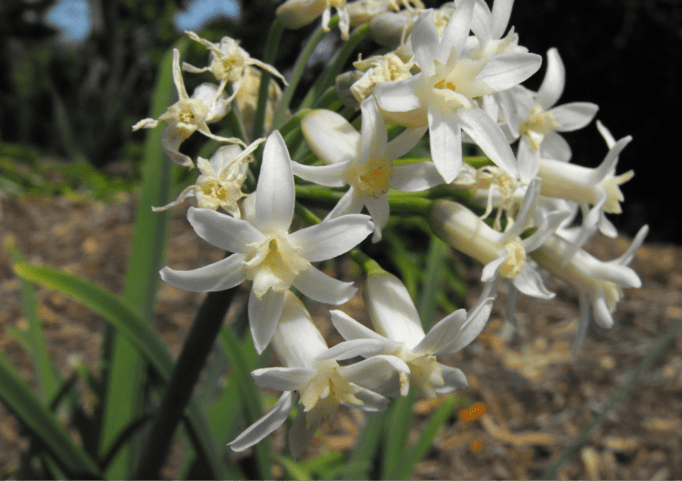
[{"left": 46, "top": 0, "right": 240, "bottom": 41}]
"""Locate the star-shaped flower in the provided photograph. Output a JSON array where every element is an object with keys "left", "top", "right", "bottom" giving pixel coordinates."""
[{"left": 160, "top": 130, "right": 374, "bottom": 353}]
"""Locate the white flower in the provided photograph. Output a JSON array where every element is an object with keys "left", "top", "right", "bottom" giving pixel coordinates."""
[
  {"left": 132, "top": 49, "right": 245, "bottom": 168},
  {"left": 294, "top": 96, "right": 436, "bottom": 241},
  {"left": 327, "top": 270, "right": 495, "bottom": 398},
  {"left": 160, "top": 130, "right": 374, "bottom": 353},
  {"left": 429, "top": 179, "right": 569, "bottom": 298},
  {"left": 531, "top": 225, "right": 648, "bottom": 354},
  {"left": 350, "top": 53, "right": 414, "bottom": 103},
  {"left": 513, "top": 49, "right": 599, "bottom": 181},
  {"left": 535, "top": 122, "right": 634, "bottom": 261},
  {"left": 182, "top": 32, "right": 287, "bottom": 109},
  {"left": 151, "top": 141, "right": 263, "bottom": 216},
  {"left": 374, "top": 4, "right": 541, "bottom": 182},
  {"left": 228, "top": 292, "right": 392, "bottom": 458}
]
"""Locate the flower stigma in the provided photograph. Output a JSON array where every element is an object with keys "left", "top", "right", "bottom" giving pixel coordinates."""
[{"left": 244, "top": 235, "right": 311, "bottom": 298}]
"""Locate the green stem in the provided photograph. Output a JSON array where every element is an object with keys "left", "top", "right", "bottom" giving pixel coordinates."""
[
  {"left": 253, "top": 19, "right": 285, "bottom": 142},
  {"left": 132, "top": 287, "right": 239, "bottom": 479},
  {"left": 301, "top": 23, "right": 371, "bottom": 110},
  {"left": 273, "top": 18, "right": 339, "bottom": 129}
]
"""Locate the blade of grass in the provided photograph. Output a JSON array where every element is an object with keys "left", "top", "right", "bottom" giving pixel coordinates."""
[
  {"left": 418, "top": 235, "right": 449, "bottom": 330},
  {"left": 381, "top": 390, "right": 416, "bottom": 477},
  {"left": 341, "top": 410, "right": 387, "bottom": 479},
  {"left": 5, "top": 241, "right": 61, "bottom": 402},
  {"left": 388, "top": 396, "right": 456, "bottom": 479},
  {"left": 219, "top": 323, "right": 272, "bottom": 479},
  {"left": 541, "top": 316, "right": 682, "bottom": 479},
  {"left": 100, "top": 37, "right": 189, "bottom": 478},
  {"left": 12, "top": 262, "right": 230, "bottom": 478},
  {"left": 0, "top": 350, "right": 100, "bottom": 478}
]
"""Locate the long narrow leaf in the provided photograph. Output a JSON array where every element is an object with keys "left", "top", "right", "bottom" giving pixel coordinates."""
[
  {"left": 5, "top": 242, "right": 61, "bottom": 402},
  {"left": 388, "top": 396, "right": 457, "bottom": 479},
  {"left": 0, "top": 350, "right": 100, "bottom": 478},
  {"left": 101, "top": 37, "right": 189, "bottom": 477},
  {"left": 418, "top": 235, "right": 449, "bottom": 330},
  {"left": 341, "top": 410, "right": 387, "bottom": 479},
  {"left": 381, "top": 390, "right": 417, "bottom": 477},
  {"left": 12, "top": 262, "right": 230, "bottom": 477}
]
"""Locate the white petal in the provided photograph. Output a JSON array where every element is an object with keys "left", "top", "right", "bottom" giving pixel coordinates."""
[
  {"left": 152, "top": 185, "right": 196, "bottom": 211},
  {"left": 365, "top": 195, "right": 390, "bottom": 242},
  {"left": 572, "top": 293, "right": 591, "bottom": 355},
  {"left": 374, "top": 76, "right": 425, "bottom": 113},
  {"left": 459, "top": 107, "right": 518, "bottom": 178},
  {"left": 364, "top": 271, "right": 425, "bottom": 348},
  {"left": 439, "top": 0, "right": 474, "bottom": 62},
  {"left": 385, "top": 126, "right": 428, "bottom": 161},
  {"left": 290, "top": 214, "right": 373, "bottom": 262},
  {"left": 316, "top": 338, "right": 388, "bottom": 361},
  {"left": 411, "top": 309, "right": 467, "bottom": 356},
  {"left": 249, "top": 289, "right": 285, "bottom": 354},
  {"left": 541, "top": 131, "right": 572, "bottom": 161},
  {"left": 512, "top": 265, "right": 555, "bottom": 299},
  {"left": 289, "top": 404, "right": 318, "bottom": 460},
  {"left": 434, "top": 365, "right": 468, "bottom": 394},
  {"left": 160, "top": 254, "right": 246, "bottom": 292},
  {"left": 428, "top": 108, "right": 462, "bottom": 183},
  {"left": 251, "top": 367, "right": 315, "bottom": 392},
  {"left": 339, "top": 355, "right": 410, "bottom": 392},
  {"left": 292, "top": 267, "right": 357, "bottom": 305},
  {"left": 255, "top": 131, "right": 295, "bottom": 233},
  {"left": 330, "top": 310, "right": 387, "bottom": 342},
  {"left": 490, "top": 0, "right": 515, "bottom": 40},
  {"left": 501, "top": 178, "right": 541, "bottom": 241},
  {"left": 351, "top": 387, "right": 389, "bottom": 412},
  {"left": 302, "top": 109, "right": 360, "bottom": 164},
  {"left": 228, "top": 391, "right": 294, "bottom": 452},
  {"left": 437, "top": 296, "right": 495, "bottom": 355},
  {"left": 481, "top": 252, "right": 506, "bottom": 282},
  {"left": 536, "top": 48, "right": 565, "bottom": 109},
  {"left": 391, "top": 162, "right": 444, "bottom": 192},
  {"left": 410, "top": 10, "right": 439, "bottom": 74},
  {"left": 477, "top": 53, "right": 542, "bottom": 92},
  {"left": 592, "top": 290, "right": 614, "bottom": 329},
  {"left": 359, "top": 97, "right": 387, "bottom": 164},
  {"left": 187, "top": 207, "right": 264, "bottom": 252},
  {"left": 552, "top": 103, "right": 599, "bottom": 132},
  {"left": 325, "top": 188, "right": 364, "bottom": 220},
  {"left": 291, "top": 161, "right": 349, "bottom": 187}
]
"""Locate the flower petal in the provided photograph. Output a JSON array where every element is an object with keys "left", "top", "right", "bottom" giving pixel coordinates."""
[
  {"left": 292, "top": 267, "right": 357, "bottom": 305},
  {"left": 187, "top": 207, "right": 264, "bottom": 252},
  {"left": 392, "top": 162, "right": 444, "bottom": 192},
  {"left": 477, "top": 53, "right": 542, "bottom": 92},
  {"left": 364, "top": 271, "right": 425, "bottom": 348},
  {"left": 228, "top": 391, "right": 295, "bottom": 452},
  {"left": 160, "top": 254, "right": 246, "bottom": 292},
  {"left": 552, "top": 102, "right": 599, "bottom": 132},
  {"left": 330, "top": 309, "right": 387, "bottom": 342},
  {"left": 351, "top": 387, "right": 389, "bottom": 412},
  {"left": 428, "top": 107, "right": 462, "bottom": 183},
  {"left": 374, "top": 76, "right": 425, "bottom": 114},
  {"left": 359, "top": 97, "right": 387, "bottom": 164},
  {"left": 439, "top": 0, "right": 474, "bottom": 61},
  {"left": 290, "top": 214, "right": 373, "bottom": 262},
  {"left": 490, "top": 0, "right": 514, "bottom": 40},
  {"left": 291, "top": 160, "right": 349, "bottom": 187},
  {"left": 434, "top": 365, "right": 468, "bottom": 394},
  {"left": 384, "top": 126, "right": 428, "bottom": 161},
  {"left": 302, "top": 109, "right": 360, "bottom": 164},
  {"left": 536, "top": 48, "right": 565, "bottom": 109},
  {"left": 289, "top": 403, "right": 318, "bottom": 460},
  {"left": 410, "top": 10, "right": 439, "bottom": 74},
  {"left": 411, "top": 308, "right": 467, "bottom": 356},
  {"left": 251, "top": 367, "right": 316, "bottom": 392},
  {"left": 315, "top": 338, "right": 388, "bottom": 361},
  {"left": 365, "top": 195, "right": 389, "bottom": 242},
  {"left": 255, "top": 130, "right": 295, "bottom": 233},
  {"left": 338, "top": 355, "right": 410, "bottom": 392},
  {"left": 459, "top": 107, "right": 518, "bottom": 178},
  {"left": 436, "top": 296, "right": 495, "bottom": 355},
  {"left": 249, "top": 288, "right": 285, "bottom": 354}
]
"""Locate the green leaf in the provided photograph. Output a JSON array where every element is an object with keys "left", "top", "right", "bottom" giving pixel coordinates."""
[
  {"left": 388, "top": 396, "right": 457, "bottom": 479},
  {"left": 381, "top": 391, "right": 417, "bottom": 478},
  {"left": 101, "top": 37, "right": 188, "bottom": 478},
  {"left": 12, "top": 262, "right": 230, "bottom": 478},
  {"left": 279, "top": 455, "right": 312, "bottom": 481},
  {"left": 341, "top": 410, "right": 386, "bottom": 479},
  {"left": 418, "top": 235, "right": 449, "bottom": 330},
  {"left": 5, "top": 242, "right": 61, "bottom": 402},
  {"left": 0, "top": 350, "right": 100, "bottom": 478}
]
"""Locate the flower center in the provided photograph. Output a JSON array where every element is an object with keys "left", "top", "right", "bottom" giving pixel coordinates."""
[
  {"left": 160, "top": 99, "right": 209, "bottom": 139},
  {"left": 500, "top": 238, "right": 526, "bottom": 279},
  {"left": 243, "top": 236, "right": 310, "bottom": 299},
  {"left": 393, "top": 346, "right": 444, "bottom": 398},
  {"left": 299, "top": 360, "right": 361, "bottom": 428},
  {"left": 195, "top": 177, "right": 243, "bottom": 211},
  {"left": 425, "top": 49, "right": 492, "bottom": 112},
  {"left": 344, "top": 158, "right": 394, "bottom": 198},
  {"left": 519, "top": 105, "right": 560, "bottom": 151}
]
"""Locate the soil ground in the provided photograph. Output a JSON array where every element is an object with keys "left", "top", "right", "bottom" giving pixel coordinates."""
[{"left": 0, "top": 191, "right": 680, "bottom": 479}]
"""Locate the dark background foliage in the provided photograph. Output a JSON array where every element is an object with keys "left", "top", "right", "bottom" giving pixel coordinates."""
[{"left": 1, "top": 0, "right": 678, "bottom": 241}]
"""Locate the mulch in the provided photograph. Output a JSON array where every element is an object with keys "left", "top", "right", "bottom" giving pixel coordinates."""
[{"left": 0, "top": 190, "right": 680, "bottom": 479}]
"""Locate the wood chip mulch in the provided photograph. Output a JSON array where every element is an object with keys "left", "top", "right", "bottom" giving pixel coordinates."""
[{"left": 0, "top": 191, "right": 680, "bottom": 480}]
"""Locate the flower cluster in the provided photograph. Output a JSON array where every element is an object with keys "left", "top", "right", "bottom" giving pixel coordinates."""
[{"left": 135, "top": 0, "right": 646, "bottom": 459}]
